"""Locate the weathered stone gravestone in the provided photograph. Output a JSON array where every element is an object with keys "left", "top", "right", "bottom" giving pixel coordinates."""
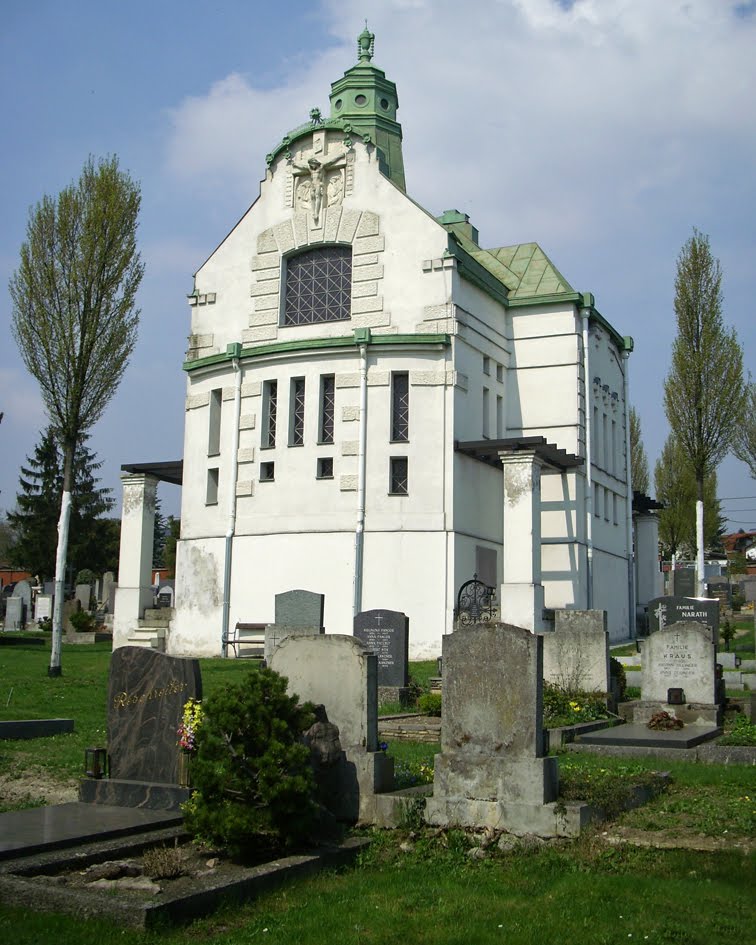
[
  {"left": 353, "top": 609, "right": 409, "bottom": 703},
  {"left": 107, "top": 646, "right": 202, "bottom": 784},
  {"left": 63, "top": 599, "right": 81, "bottom": 636},
  {"left": 264, "top": 589, "right": 325, "bottom": 661},
  {"left": 542, "top": 610, "right": 609, "bottom": 694},
  {"left": 3, "top": 597, "right": 23, "bottom": 631},
  {"left": 425, "top": 623, "right": 585, "bottom": 837},
  {"left": 9, "top": 580, "right": 31, "bottom": 628},
  {"left": 648, "top": 596, "right": 719, "bottom": 643},
  {"left": 270, "top": 634, "right": 393, "bottom": 822},
  {"left": 34, "top": 594, "right": 52, "bottom": 623},
  {"left": 75, "top": 583, "right": 91, "bottom": 612},
  {"left": 638, "top": 621, "right": 718, "bottom": 725}
]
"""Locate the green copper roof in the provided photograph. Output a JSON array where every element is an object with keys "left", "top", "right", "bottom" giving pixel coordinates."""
[{"left": 486, "top": 243, "right": 575, "bottom": 299}]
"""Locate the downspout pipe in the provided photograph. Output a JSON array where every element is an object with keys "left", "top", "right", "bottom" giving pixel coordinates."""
[
  {"left": 622, "top": 343, "right": 635, "bottom": 638},
  {"left": 580, "top": 305, "right": 594, "bottom": 609},
  {"left": 221, "top": 343, "right": 243, "bottom": 657},
  {"left": 353, "top": 329, "right": 370, "bottom": 616}
]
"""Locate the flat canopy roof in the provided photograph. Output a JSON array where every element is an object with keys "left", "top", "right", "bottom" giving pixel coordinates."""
[
  {"left": 121, "top": 461, "right": 184, "bottom": 486},
  {"left": 455, "top": 437, "right": 583, "bottom": 472}
]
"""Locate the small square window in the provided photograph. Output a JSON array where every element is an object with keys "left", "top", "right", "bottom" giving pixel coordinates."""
[
  {"left": 317, "top": 457, "right": 334, "bottom": 479},
  {"left": 260, "top": 461, "right": 275, "bottom": 482},
  {"left": 389, "top": 457, "right": 408, "bottom": 495}
]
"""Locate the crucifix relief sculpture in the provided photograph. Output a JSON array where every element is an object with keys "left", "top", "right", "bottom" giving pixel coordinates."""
[{"left": 292, "top": 148, "right": 348, "bottom": 224}]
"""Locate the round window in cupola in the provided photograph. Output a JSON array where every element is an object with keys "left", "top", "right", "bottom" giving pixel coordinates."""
[
  {"left": 380, "top": 98, "right": 390, "bottom": 110},
  {"left": 334, "top": 98, "right": 343, "bottom": 110},
  {"left": 354, "top": 94, "right": 368, "bottom": 106}
]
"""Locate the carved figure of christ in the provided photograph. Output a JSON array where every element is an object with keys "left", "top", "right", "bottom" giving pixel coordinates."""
[{"left": 293, "top": 148, "right": 348, "bottom": 223}]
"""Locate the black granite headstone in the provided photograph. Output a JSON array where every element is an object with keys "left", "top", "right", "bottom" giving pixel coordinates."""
[
  {"left": 107, "top": 646, "right": 202, "bottom": 784},
  {"left": 353, "top": 609, "right": 409, "bottom": 688},
  {"left": 648, "top": 596, "right": 719, "bottom": 642},
  {"left": 672, "top": 568, "right": 696, "bottom": 598}
]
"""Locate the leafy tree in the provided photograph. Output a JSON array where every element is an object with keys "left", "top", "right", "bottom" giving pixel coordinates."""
[
  {"left": 9, "top": 155, "right": 143, "bottom": 675},
  {"left": 629, "top": 406, "right": 650, "bottom": 495},
  {"left": 183, "top": 668, "right": 316, "bottom": 857},
  {"left": 152, "top": 495, "right": 167, "bottom": 568},
  {"left": 7, "top": 427, "right": 115, "bottom": 579},
  {"left": 163, "top": 516, "right": 181, "bottom": 578},
  {"left": 733, "top": 381, "right": 756, "bottom": 480},
  {"left": 0, "top": 514, "right": 16, "bottom": 565},
  {"left": 654, "top": 434, "right": 724, "bottom": 559},
  {"left": 663, "top": 229, "right": 746, "bottom": 595}
]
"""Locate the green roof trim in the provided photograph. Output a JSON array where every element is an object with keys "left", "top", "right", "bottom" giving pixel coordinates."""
[
  {"left": 183, "top": 332, "right": 450, "bottom": 373},
  {"left": 445, "top": 234, "right": 510, "bottom": 307}
]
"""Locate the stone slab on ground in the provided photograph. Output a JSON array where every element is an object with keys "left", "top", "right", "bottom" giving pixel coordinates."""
[
  {"left": 0, "top": 802, "right": 183, "bottom": 861},
  {"left": 79, "top": 779, "right": 191, "bottom": 811},
  {"left": 577, "top": 722, "right": 722, "bottom": 750},
  {"left": 0, "top": 719, "right": 74, "bottom": 740},
  {"left": 0, "top": 833, "right": 369, "bottom": 929},
  {"left": 378, "top": 713, "right": 441, "bottom": 743},
  {"left": 567, "top": 741, "right": 756, "bottom": 765}
]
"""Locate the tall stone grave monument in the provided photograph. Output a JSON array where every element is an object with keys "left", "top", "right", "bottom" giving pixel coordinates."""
[
  {"left": 270, "top": 634, "right": 393, "bottom": 822},
  {"left": 354, "top": 609, "right": 409, "bottom": 704},
  {"left": 638, "top": 621, "right": 719, "bottom": 725},
  {"left": 264, "top": 589, "right": 325, "bottom": 661},
  {"left": 425, "top": 623, "right": 586, "bottom": 837}
]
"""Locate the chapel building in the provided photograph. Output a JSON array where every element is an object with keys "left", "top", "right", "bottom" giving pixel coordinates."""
[{"left": 115, "top": 31, "right": 659, "bottom": 658}]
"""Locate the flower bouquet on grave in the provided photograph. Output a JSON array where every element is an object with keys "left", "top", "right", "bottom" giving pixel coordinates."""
[{"left": 177, "top": 698, "right": 203, "bottom": 786}]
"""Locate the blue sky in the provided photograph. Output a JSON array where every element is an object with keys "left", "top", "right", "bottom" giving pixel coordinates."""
[{"left": 1, "top": 0, "right": 754, "bottom": 532}]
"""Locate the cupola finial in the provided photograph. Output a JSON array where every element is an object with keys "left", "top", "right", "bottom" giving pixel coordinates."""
[{"left": 357, "top": 23, "right": 374, "bottom": 62}]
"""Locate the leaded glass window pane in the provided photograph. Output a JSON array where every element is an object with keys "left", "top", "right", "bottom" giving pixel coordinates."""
[
  {"left": 320, "top": 375, "right": 335, "bottom": 444},
  {"left": 390, "top": 457, "right": 408, "bottom": 495},
  {"left": 263, "top": 380, "right": 277, "bottom": 448},
  {"left": 391, "top": 373, "right": 409, "bottom": 442},
  {"left": 290, "top": 377, "right": 305, "bottom": 446},
  {"left": 284, "top": 247, "right": 352, "bottom": 325}
]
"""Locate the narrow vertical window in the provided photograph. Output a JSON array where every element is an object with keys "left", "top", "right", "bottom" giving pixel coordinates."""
[
  {"left": 602, "top": 413, "right": 609, "bottom": 469},
  {"left": 593, "top": 482, "right": 600, "bottom": 518},
  {"left": 262, "top": 380, "right": 277, "bottom": 449},
  {"left": 482, "top": 387, "right": 490, "bottom": 438},
  {"left": 389, "top": 457, "right": 408, "bottom": 495},
  {"left": 206, "top": 467, "right": 219, "bottom": 505},
  {"left": 391, "top": 372, "right": 409, "bottom": 442},
  {"left": 319, "top": 375, "right": 335, "bottom": 444},
  {"left": 208, "top": 389, "right": 222, "bottom": 456},
  {"left": 496, "top": 363, "right": 503, "bottom": 383},
  {"left": 289, "top": 377, "right": 305, "bottom": 446},
  {"left": 483, "top": 356, "right": 490, "bottom": 376},
  {"left": 611, "top": 419, "right": 617, "bottom": 476},
  {"left": 496, "top": 395, "right": 504, "bottom": 439},
  {"left": 604, "top": 488, "right": 611, "bottom": 521},
  {"left": 592, "top": 406, "right": 599, "bottom": 464}
]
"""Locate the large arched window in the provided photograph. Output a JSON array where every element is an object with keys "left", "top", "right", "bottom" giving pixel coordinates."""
[{"left": 282, "top": 246, "right": 352, "bottom": 326}]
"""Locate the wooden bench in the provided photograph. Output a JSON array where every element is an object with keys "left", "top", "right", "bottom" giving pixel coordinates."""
[{"left": 228, "top": 622, "right": 266, "bottom": 659}]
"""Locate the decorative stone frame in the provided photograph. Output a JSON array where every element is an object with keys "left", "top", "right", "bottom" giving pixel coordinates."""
[{"left": 246, "top": 208, "right": 389, "bottom": 345}]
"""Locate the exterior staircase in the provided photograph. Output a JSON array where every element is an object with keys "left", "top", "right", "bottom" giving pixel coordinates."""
[{"left": 127, "top": 607, "right": 173, "bottom": 652}]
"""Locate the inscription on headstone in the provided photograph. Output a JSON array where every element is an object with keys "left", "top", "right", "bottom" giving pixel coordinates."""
[
  {"left": 672, "top": 568, "right": 695, "bottom": 598},
  {"left": 34, "top": 594, "right": 52, "bottom": 623},
  {"left": 648, "top": 596, "right": 719, "bottom": 642},
  {"left": 107, "top": 646, "right": 202, "bottom": 784},
  {"left": 641, "top": 621, "right": 716, "bottom": 704},
  {"left": 354, "top": 609, "right": 409, "bottom": 688}
]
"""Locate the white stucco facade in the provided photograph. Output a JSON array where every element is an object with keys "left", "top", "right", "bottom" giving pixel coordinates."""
[{"left": 116, "top": 37, "right": 649, "bottom": 658}]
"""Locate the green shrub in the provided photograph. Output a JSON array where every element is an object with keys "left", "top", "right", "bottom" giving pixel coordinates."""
[
  {"left": 543, "top": 683, "right": 609, "bottom": 728},
  {"left": 609, "top": 657, "right": 627, "bottom": 700},
  {"left": 182, "top": 667, "right": 316, "bottom": 857},
  {"left": 69, "top": 609, "right": 96, "bottom": 633},
  {"left": 719, "top": 714, "right": 756, "bottom": 746},
  {"left": 417, "top": 692, "right": 442, "bottom": 716}
]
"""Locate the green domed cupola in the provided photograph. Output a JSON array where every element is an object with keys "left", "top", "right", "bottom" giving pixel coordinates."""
[{"left": 329, "top": 27, "right": 406, "bottom": 191}]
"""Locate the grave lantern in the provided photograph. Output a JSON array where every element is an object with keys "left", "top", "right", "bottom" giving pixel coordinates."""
[
  {"left": 84, "top": 746, "right": 108, "bottom": 779},
  {"left": 667, "top": 688, "right": 686, "bottom": 706}
]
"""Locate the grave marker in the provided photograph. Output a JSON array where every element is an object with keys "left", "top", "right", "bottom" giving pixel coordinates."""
[
  {"left": 107, "top": 646, "right": 202, "bottom": 784},
  {"left": 354, "top": 609, "right": 409, "bottom": 700},
  {"left": 3, "top": 597, "right": 23, "bottom": 631},
  {"left": 641, "top": 621, "right": 717, "bottom": 707},
  {"left": 648, "top": 596, "right": 719, "bottom": 642},
  {"left": 264, "top": 589, "right": 325, "bottom": 661}
]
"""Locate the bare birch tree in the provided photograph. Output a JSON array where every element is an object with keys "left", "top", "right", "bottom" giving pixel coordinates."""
[{"left": 10, "top": 155, "right": 143, "bottom": 676}]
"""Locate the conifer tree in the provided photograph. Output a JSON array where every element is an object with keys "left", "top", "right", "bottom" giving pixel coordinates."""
[
  {"left": 629, "top": 407, "right": 650, "bottom": 496},
  {"left": 733, "top": 381, "right": 756, "bottom": 481}
]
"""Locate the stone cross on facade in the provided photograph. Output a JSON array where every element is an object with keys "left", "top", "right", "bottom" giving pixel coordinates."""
[{"left": 292, "top": 148, "right": 348, "bottom": 224}]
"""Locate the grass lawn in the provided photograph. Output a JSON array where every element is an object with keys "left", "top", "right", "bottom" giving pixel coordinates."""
[{"left": 0, "top": 641, "right": 754, "bottom": 942}]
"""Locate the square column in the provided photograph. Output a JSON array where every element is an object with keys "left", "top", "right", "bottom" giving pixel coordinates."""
[
  {"left": 113, "top": 473, "right": 158, "bottom": 648},
  {"left": 499, "top": 450, "right": 546, "bottom": 632}
]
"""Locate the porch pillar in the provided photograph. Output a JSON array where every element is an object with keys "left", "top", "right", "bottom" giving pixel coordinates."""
[
  {"left": 113, "top": 473, "right": 158, "bottom": 648},
  {"left": 499, "top": 450, "right": 547, "bottom": 632}
]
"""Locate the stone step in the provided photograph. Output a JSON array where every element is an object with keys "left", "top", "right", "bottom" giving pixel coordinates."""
[
  {"left": 127, "top": 628, "right": 167, "bottom": 652},
  {"left": 138, "top": 614, "right": 172, "bottom": 629}
]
